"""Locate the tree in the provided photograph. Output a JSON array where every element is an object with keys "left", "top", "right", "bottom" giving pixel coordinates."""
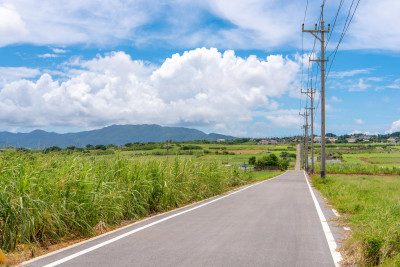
[
  {"left": 43, "top": 146, "right": 61, "bottom": 153},
  {"left": 95, "top": 144, "right": 107, "bottom": 150},
  {"left": 255, "top": 154, "right": 279, "bottom": 169},
  {"left": 248, "top": 156, "right": 256, "bottom": 165}
]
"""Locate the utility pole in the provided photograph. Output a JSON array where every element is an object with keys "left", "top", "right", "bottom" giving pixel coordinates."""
[
  {"left": 300, "top": 136, "right": 304, "bottom": 169},
  {"left": 299, "top": 113, "right": 304, "bottom": 169},
  {"left": 304, "top": 109, "right": 309, "bottom": 171},
  {"left": 302, "top": 4, "right": 330, "bottom": 178},
  {"left": 166, "top": 140, "right": 170, "bottom": 160},
  {"left": 299, "top": 110, "right": 309, "bottom": 171},
  {"left": 302, "top": 82, "right": 316, "bottom": 174}
]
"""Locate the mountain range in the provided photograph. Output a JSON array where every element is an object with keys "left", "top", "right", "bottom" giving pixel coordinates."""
[{"left": 0, "top": 124, "right": 236, "bottom": 149}]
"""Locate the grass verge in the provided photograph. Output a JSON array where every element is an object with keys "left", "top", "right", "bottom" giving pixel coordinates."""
[
  {"left": 0, "top": 151, "right": 281, "bottom": 263},
  {"left": 312, "top": 174, "right": 400, "bottom": 266},
  {"left": 314, "top": 162, "right": 400, "bottom": 175}
]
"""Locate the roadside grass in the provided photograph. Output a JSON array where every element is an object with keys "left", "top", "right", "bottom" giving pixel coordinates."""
[
  {"left": 314, "top": 162, "right": 400, "bottom": 175},
  {"left": 0, "top": 149, "right": 284, "bottom": 256},
  {"left": 312, "top": 174, "right": 400, "bottom": 266},
  {"left": 312, "top": 148, "right": 400, "bottom": 175},
  {"left": 251, "top": 171, "right": 283, "bottom": 181}
]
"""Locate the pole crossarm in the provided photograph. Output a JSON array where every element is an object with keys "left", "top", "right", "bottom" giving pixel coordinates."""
[
  {"left": 301, "top": 88, "right": 316, "bottom": 99},
  {"left": 310, "top": 57, "right": 329, "bottom": 69},
  {"left": 302, "top": 24, "right": 330, "bottom": 42}
]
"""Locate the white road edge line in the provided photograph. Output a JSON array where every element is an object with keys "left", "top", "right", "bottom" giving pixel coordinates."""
[
  {"left": 35, "top": 171, "right": 287, "bottom": 267},
  {"left": 332, "top": 208, "right": 340, "bottom": 217},
  {"left": 303, "top": 171, "right": 342, "bottom": 267}
]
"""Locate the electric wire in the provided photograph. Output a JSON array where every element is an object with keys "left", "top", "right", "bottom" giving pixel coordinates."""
[
  {"left": 300, "top": 0, "right": 309, "bottom": 132},
  {"left": 325, "top": 0, "right": 345, "bottom": 49},
  {"left": 326, "top": 0, "right": 361, "bottom": 79}
]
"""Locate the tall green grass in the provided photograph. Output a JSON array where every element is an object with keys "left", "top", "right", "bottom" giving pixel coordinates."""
[
  {"left": 0, "top": 151, "right": 255, "bottom": 252},
  {"left": 312, "top": 175, "right": 400, "bottom": 266},
  {"left": 314, "top": 162, "right": 400, "bottom": 175}
]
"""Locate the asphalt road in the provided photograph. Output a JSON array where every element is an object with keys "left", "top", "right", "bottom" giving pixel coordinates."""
[{"left": 24, "top": 170, "right": 341, "bottom": 267}]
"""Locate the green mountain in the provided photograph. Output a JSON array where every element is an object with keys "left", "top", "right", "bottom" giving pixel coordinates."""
[{"left": 0, "top": 124, "right": 235, "bottom": 149}]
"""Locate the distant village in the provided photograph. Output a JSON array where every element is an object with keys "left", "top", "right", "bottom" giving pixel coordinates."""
[{"left": 254, "top": 133, "right": 400, "bottom": 145}]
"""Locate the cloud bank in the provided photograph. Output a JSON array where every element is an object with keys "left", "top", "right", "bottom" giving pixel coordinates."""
[{"left": 0, "top": 48, "right": 300, "bottom": 135}]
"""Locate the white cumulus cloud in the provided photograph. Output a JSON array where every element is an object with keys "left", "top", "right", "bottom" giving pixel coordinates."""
[
  {"left": 387, "top": 120, "right": 400, "bottom": 134},
  {"left": 0, "top": 48, "right": 300, "bottom": 135}
]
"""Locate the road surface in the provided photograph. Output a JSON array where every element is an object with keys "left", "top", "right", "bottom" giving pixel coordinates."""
[{"left": 24, "top": 165, "right": 342, "bottom": 266}]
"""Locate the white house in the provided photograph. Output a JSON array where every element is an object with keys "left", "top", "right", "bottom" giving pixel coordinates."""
[{"left": 314, "top": 136, "right": 322, "bottom": 143}]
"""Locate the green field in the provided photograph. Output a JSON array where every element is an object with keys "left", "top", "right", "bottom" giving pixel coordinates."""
[
  {"left": 312, "top": 144, "right": 400, "bottom": 175},
  {"left": 119, "top": 142, "right": 297, "bottom": 168},
  {"left": 313, "top": 174, "right": 400, "bottom": 266},
  {"left": 0, "top": 143, "right": 290, "bottom": 255}
]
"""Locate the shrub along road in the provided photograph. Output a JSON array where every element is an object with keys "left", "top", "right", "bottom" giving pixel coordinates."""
[{"left": 23, "top": 170, "right": 342, "bottom": 267}]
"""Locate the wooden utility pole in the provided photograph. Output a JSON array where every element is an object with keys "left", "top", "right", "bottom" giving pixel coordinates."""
[
  {"left": 302, "top": 82, "right": 316, "bottom": 174},
  {"left": 302, "top": 4, "right": 330, "bottom": 178}
]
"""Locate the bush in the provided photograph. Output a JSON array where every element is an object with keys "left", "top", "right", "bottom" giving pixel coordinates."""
[
  {"left": 255, "top": 154, "right": 279, "bottom": 170},
  {"left": 280, "top": 151, "right": 296, "bottom": 159},
  {"left": 181, "top": 145, "right": 202, "bottom": 150},
  {"left": 255, "top": 154, "right": 289, "bottom": 171},
  {"left": 43, "top": 146, "right": 61, "bottom": 153}
]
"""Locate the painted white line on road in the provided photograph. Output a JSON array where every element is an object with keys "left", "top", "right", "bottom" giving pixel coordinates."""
[
  {"left": 38, "top": 172, "right": 287, "bottom": 267},
  {"left": 332, "top": 208, "right": 340, "bottom": 217},
  {"left": 303, "top": 172, "right": 342, "bottom": 267}
]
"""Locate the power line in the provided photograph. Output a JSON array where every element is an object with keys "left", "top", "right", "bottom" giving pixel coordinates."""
[
  {"left": 326, "top": 0, "right": 361, "bottom": 79},
  {"left": 325, "top": 0, "right": 345, "bottom": 49},
  {"left": 300, "top": 0, "right": 310, "bottom": 132}
]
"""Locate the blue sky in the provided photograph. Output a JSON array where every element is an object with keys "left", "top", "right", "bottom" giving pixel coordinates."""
[{"left": 0, "top": 0, "right": 399, "bottom": 137}]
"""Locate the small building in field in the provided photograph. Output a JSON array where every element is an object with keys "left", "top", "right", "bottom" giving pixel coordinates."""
[
  {"left": 328, "top": 137, "right": 337, "bottom": 143},
  {"left": 347, "top": 137, "right": 357, "bottom": 143},
  {"left": 387, "top": 137, "right": 397, "bottom": 143},
  {"left": 258, "top": 140, "right": 268, "bottom": 145},
  {"left": 267, "top": 140, "right": 278, "bottom": 145},
  {"left": 314, "top": 136, "right": 322, "bottom": 143},
  {"left": 217, "top": 139, "right": 226, "bottom": 143}
]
